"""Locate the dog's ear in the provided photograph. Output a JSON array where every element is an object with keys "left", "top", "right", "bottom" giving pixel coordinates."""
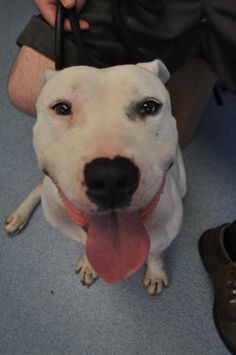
[
  {"left": 137, "top": 59, "right": 170, "bottom": 84},
  {"left": 40, "top": 69, "right": 56, "bottom": 88}
]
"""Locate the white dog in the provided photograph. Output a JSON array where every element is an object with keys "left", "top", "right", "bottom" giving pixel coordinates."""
[{"left": 5, "top": 60, "right": 186, "bottom": 295}]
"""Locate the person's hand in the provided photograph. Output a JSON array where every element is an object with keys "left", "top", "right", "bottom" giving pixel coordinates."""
[
  {"left": 32, "top": 0, "right": 89, "bottom": 31},
  {"left": 60, "top": 0, "right": 86, "bottom": 10}
]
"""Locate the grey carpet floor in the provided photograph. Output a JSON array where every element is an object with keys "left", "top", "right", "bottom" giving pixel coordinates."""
[{"left": 0, "top": 1, "right": 235, "bottom": 354}]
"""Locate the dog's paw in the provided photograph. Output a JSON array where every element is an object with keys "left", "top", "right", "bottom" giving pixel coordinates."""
[
  {"left": 144, "top": 266, "right": 169, "bottom": 295},
  {"left": 75, "top": 254, "right": 98, "bottom": 287},
  {"left": 4, "top": 211, "right": 28, "bottom": 234}
]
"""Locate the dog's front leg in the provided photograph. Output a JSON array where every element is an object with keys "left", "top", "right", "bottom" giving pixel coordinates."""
[
  {"left": 4, "top": 181, "right": 42, "bottom": 234},
  {"left": 75, "top": 254, "right": 98, "bottom": 287},
  {"left": 144, "top": 253, "right": 169, "bottom": 295}
]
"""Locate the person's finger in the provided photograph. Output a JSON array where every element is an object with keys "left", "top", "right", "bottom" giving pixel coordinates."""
[
  {"left": 60, "top": 0, "right": 76, "bottom": 9},
  {"left": 64, "top": 18, "right": 89, "bottom": 31},
  {"left": 60, "top": 0, "right": 87, "bottom": 10},
  {"left": 32, "top": 0, "right": 89, "bottom": 31}
]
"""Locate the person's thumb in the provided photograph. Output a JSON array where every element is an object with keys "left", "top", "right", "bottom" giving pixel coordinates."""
[
  {"left": 60, "top": 0, "right": 86, "bottom": 10},
  {"left": 60, "top": 0, "right": 76, "bottom": 9}
]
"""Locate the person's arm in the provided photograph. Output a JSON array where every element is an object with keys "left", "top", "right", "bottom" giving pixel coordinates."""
[{"left": 32, "top": 0, "right": 89, "bottom": 31}]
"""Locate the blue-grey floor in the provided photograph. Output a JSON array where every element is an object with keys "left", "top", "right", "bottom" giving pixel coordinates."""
[{"left": 1, "top": 2, "right": 236, "bottom": 355}]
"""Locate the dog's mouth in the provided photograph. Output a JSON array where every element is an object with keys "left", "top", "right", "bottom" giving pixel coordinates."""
[
  {"left": 57, "top": 182, "right": 164, "bottom": 283},
  {"left": 45, "top": 170, "right": 164, "bottom": 283}
]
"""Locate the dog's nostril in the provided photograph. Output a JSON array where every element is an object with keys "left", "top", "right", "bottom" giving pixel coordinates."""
[
  {"left": 118, "top": 178, "right": 128, "bottom": 188},
  {"left": 89, "top": 180, "right": 105, "bottom": 191}
]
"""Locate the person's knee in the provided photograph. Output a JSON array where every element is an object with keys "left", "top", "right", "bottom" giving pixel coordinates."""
[{"left": 8, "top": 46, "right": 54, "bottom": 117}]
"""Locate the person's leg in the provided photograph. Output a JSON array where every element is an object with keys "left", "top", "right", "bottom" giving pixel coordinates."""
[{"left": 8, "top": 45, "right": 54, "bottom": 117}]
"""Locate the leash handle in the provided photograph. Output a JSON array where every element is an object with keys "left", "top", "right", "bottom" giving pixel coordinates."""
[{"left": 55, "top": 0, "right": 89, "bottom": 70}]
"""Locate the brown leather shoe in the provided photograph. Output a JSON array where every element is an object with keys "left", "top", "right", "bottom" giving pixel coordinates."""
[{"left": 199, "top": 223, "right": 236, "bottom": 354}]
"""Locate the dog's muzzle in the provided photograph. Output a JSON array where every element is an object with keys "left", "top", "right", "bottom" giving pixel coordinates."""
[{"left": 84, "top": 156, "right": 140, "bottom": 210}]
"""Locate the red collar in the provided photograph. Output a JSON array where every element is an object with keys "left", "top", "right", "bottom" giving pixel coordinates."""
[{"left": 58, "top": 180, "right": 165, "bottom": 229}]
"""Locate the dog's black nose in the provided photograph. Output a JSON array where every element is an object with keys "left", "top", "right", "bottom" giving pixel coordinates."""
[{"left": 84, "top": 156, "right": 140, "bottom": 210}]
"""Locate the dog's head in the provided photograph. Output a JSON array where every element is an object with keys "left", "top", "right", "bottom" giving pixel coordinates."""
[
  {"left": 34, "top": 60, "right": 178, "bottom": 282},
  {"left": 34, "top": 60, "right": 177, "bottom": 213}
]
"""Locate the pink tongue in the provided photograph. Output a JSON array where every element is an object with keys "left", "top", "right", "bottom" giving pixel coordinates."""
[{"left": 86, "top": 211, "right": 150, "bottom": 283}]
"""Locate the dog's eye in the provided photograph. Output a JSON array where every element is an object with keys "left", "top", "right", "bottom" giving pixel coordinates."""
[
  {"left": 139, "top": 99, "right": 162, "bottom": 117},
  {"left": 51, "top": 102, "right": 72, "bottom": 116}
]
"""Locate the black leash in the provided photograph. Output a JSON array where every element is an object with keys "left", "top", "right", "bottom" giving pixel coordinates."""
[
  {"left": 54, "top": 0, "right": 143, "bottom": 70},
  {"left": 55, "top": 0, "right": 90, "bottom": 70},
  {"left": 55, "top": 0, "right": 65, "bottom": 70},
  {"left": 55, "top": 0, "right": 164, "bottom": 70}
]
